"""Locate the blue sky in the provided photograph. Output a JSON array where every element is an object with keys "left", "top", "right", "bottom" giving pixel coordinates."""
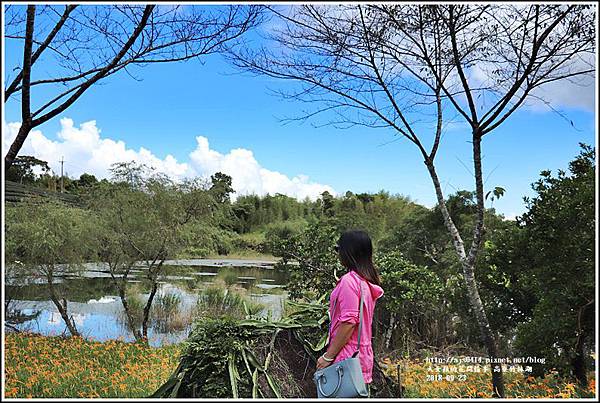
[{"left": 2, "top": 6, "right": 596, "bottom": 218}]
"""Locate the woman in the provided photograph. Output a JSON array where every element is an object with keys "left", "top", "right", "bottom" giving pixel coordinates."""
[{"left": 316, "top": 230, "right": 384, "bottom": 395}]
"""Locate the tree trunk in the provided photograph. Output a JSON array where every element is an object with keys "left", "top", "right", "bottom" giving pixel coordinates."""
[
  {"left": 118, "top": 284, "right": 143, "bottom": 341},
  {"left": 461, "top": 261, "right": 505, "bottom": 397},
  {"left": 108, "top": 263, "right": 143, "bottom": 341},
  {"left": 46, "top": 275, "right": 80, "bottom": 337},
  {"left": 384, "top": 312, "right": 397, "bottom": 350},
  {"left": 571, "top": 333, "right": 587, "bottom": 387},
  {"left": 142, "top": 278, "right": 159, "bottom": 343},
  {"left": 440, "top": 297, "right": 448, "bottom": 346},
  {"left": 572, "top": 299, "right": 593, "bottom": 386},
  {"left": 5, "top": 5, "right": 35, "bottom": 172},
  {"left": 424, "top": 159, "right": 505, "bottom": 398}
]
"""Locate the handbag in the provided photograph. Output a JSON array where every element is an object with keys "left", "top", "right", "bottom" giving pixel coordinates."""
[{"left": 313, "top": 279, "right": 369, "bottom": 398}]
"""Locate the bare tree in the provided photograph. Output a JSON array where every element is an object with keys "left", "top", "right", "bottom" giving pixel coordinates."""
[
  {"left": 228, "top": 4, "right": 595, "bottom": 397},
  {"left": 3, "top": 4, "right": 264, "bottom": 171}
]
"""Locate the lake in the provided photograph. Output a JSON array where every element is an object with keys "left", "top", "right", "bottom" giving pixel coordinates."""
[{"left": 5, "top": 258, "right": 289, "bottom": 347}]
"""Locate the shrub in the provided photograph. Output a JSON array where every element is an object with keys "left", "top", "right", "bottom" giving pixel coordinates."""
[
  {"left": 233, "top": 232, "right": 267, "bottom": 253},
  {"left": 263, "top": 219, "right": 308, "bottom": 256},
  {"left": 374, "top": 249, "right": 445, "bottom": 354},
  {"left": 152, "top": 299, "right": 398, "bottom": 398},
  {"left": 195, "top": 282, "right": 264, "bottom": 320},
  {"left": 152, "top": 317, "right": 255, "bottom": 398},
  {"left": 272, "top": 219, "right": 339, "bottom": 301},
  {"left": 181, "top": 223, "right": 237, "bottom": 256}
]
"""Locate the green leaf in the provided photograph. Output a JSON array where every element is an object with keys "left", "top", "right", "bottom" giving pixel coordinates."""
[
  {"left": 314, "top": 332, "right": 328, "bottom": 351},
  {"left": 228, "top": 352, "right": 239, "bottom": 398},
  {"left": 252, "top": 369, "right": 259, "bottom": 398},
  {"left": 170, "top": 376, "right": 184, "bottom": 398},
  {"left": 149, "top": 377, "right": 178, "bottom": 397},
  {"left": 265, "top": 372, "right": 282, "bottom": 398},
  {"left": 241, "top": 348, "right": 253, "bottom": 377},
  {"left": 493, "top": 186, "right": 506, "bottom": 199},
  {"left": 244, "top": 347, "right": 265, "bottom": 372}
]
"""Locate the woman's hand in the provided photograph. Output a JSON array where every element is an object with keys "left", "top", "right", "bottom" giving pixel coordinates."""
[{"left": 316, "top": 355, "right": 333, "bottom": 370}]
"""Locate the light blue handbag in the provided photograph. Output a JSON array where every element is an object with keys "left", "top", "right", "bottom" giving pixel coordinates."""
[{"left": 313, "top": 280, "right": 368, "bottom": 398}]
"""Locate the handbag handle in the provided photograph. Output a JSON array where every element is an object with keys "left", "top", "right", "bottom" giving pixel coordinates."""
[
  {"left": 316, "top": 366, "right": 344, "bottom": 398},
  {"left": 328, "top": 276, "right": 365, "bottom": 357},
  {"left": 353, "top": 280, "right": 365, "bottom": 357}
]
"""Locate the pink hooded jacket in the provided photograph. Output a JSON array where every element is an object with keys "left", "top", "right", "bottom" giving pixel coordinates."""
[{"left": 327, "top": 269, "right": 384, "bottom": 383}]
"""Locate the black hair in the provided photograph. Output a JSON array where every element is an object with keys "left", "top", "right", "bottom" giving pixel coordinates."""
[{"left": 336, "top": 229, "right": 381, "bottom": 286}]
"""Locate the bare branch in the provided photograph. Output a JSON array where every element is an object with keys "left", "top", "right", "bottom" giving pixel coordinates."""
[
  {"left": 5, "top": 5, "right": 77, "bottom": 100},
  {"left": 478, "top": 5, "right": 578, "bottom": 132},
  {"left": 30, "top": 5, "right": 156, "bottom": 127},
  {"left": 447, "top": 5, "right": 479, "bottom": 125},
  {"left": 5, "top": 5, "right": 265, "bottom": 170}
]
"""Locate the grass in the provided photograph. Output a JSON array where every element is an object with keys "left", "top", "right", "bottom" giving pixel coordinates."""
[
  {"left": 155, "top": 291, "right": 181, "bottom": 313},
  {"left": 175, "top": 250, "right": 277, "bottom": 261},
  {"left": 151, "top": 291, "right": 191, "bottom": 333},
  {"left": 380, "top": 356, "right": 596, "bottom": 398},
  {"left": 195, "top": 280, "right": 265, "bottom": 319},
  {"left": 204, "top": 250, "right": 278, "bottom": 261},
  {"left": 4, "top": 333, "right": 181, "bottom": 398}
]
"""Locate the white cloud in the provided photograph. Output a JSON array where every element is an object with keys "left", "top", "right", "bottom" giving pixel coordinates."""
[
  {"left": 2, "top": 118, "right": 194, "bottom": 180},
  {"left": 526, "top": 70, "right": 595, "bottom": 112},
  {"left": 189, "top": 135, "right": 335, "bottom": 200},
  {"left": 87, "top": 296, "right": 117, "bottom": 304},
  {"left": 2, "top": 118, "right": 334, "bottom": 201}
]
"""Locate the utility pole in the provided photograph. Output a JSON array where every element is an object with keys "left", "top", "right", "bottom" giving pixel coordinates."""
[{"left": 60, "top": 156, "right": 65, "bottom": 193}]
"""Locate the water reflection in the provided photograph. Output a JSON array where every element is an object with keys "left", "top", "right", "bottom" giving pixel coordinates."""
[{"left": 6, "top": 260, "right": 289, "bottom": 346}]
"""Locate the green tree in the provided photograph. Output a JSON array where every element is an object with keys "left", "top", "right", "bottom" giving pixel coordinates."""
[
  {"left": 320, "top": 191, "right": 335, "bottom": 217},
  {"left": 273, "top": 219, "right": 340, "bottom": 301},
  {"left": 210, "top": 172, "right": 235, "bottom": 204},
  {"left": 479, "top": 225, "right": 539, "bottom": 355},
  {"left": 231, "top": 193, "right": 316, "bottom": 233},
  {"left": 230, "top": 5, "right": 594, "bottom": 396},
  {"left": 375, "top": 250, "right": 444, "bottom": 353},
  {"left": 88, "top": 162, "right": 216, "bottom": 343},
  {"left": 511, "top": 145, "right": 594, "bottom": 386},
  {"left": 5, "top": 155, "right": 50, "bottom": 184},
  {"left": 263, "top": 219, "right": 308, "bottom": 255},
  {"left": 5, "top": 200, "right": 99, "bottom": 336},
  {"left": 77, "top": 173, "right": 98, "bottom": 188},
  {"left": 378, "top": 191, "right": 511, "bottom": 352}
]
